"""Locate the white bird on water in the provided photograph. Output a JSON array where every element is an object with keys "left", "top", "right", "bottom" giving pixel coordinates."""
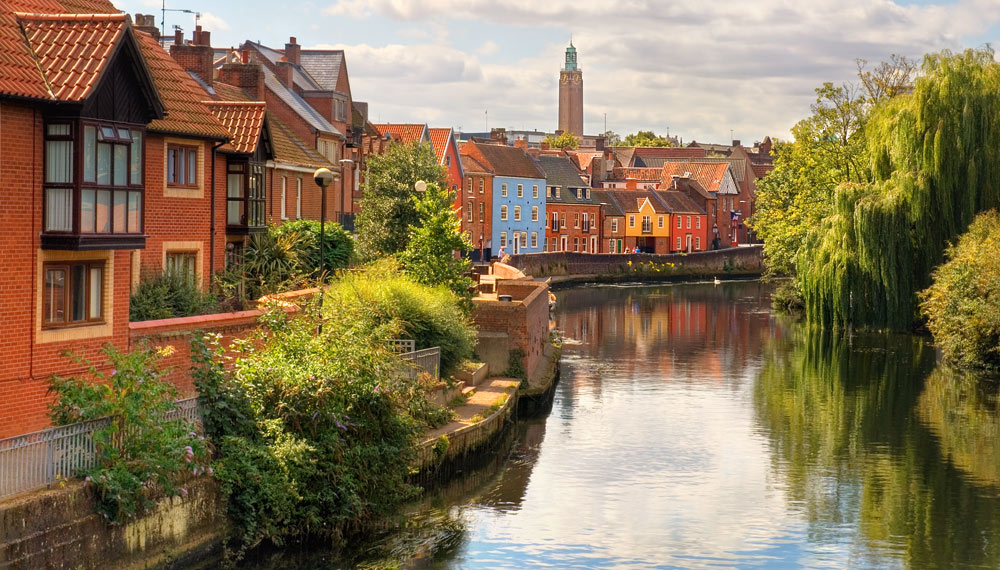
[{"left": 713, "top": 277, "right": 721, "bottom": 285}]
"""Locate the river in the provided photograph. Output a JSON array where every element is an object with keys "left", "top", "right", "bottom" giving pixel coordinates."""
[{"left": 235, "top": 280, "right": 1000, "bottom": 569}]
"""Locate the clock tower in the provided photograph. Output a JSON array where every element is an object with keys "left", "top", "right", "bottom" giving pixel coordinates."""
[{"left": 558, "top": 40, "right": 583, "bottom": 137}]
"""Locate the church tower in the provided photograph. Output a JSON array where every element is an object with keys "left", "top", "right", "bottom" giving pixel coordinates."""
[{"left": 558, "top": 40, "right": 583, "bottom": 137}]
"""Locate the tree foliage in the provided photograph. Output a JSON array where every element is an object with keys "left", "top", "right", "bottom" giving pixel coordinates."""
[
  {"left": 356, "top": 141, "right": 448, "bottom": 259},
  {"left": 622, "top": 130, "right": 674, "bottom": 147},
  {"left": 600, "top": 130, "right": 621, "bottom": 146},
  {"left": 920, "top": 210, "right": 1000, "bottom": 371},
  {"left": 543, "top": 131, "right": 580, "bottom": 149},
  {"left": 399, "top": 182, "right": 475, "bottom": 300},
  {"left": 799, "top": 48, "right": 1000, "bottom": 330}
]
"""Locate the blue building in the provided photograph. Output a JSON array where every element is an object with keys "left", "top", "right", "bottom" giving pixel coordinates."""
[{"left": 469, "top": 142, "right": 546, "bottom": 255}]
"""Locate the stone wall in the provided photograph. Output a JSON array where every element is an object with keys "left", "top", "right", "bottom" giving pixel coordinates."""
[
  {"left": 0, "top": 476, "right": 223, "bottom": 570},
  {"left": 506, "top": 245, "right": 763, "bottom": 280},
  {"left": 472, "top": 279, "right": 549, "bottom": 381}
]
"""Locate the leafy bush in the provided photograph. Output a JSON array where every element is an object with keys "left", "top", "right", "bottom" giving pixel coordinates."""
[
  {"left": 325, "top": 260, "right": 476, "bottom": 377},
  {"left": 399, "top": 183, "right": 474, "bottom": 302},
  {"left": 272, "top": 219, "right": 354, "bottom": 273},
  {"left": 48, "top": 345, "right": 210, "bottom": 523},
  {"left": 191, "top": 298, "right": 449, "bottom": 553},
  {"left": 130, "top": 272, "right": 217, "bottom": 322},
  {"left": 920, "top": 210, "right": 1000, "bottom": 371}
]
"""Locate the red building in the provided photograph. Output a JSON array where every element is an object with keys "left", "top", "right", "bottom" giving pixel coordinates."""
[
  {"left": 460, "top": 152, "right": 494, "bottom": 260},
  {"left": 538, "top": 155, "right": 600, "bottom": 253},
  {"left": 429, "top": 127, "right": 465, "bottom": 210},
  {"left": 660, "top": 162, "right": 738, "bottom": 247}
]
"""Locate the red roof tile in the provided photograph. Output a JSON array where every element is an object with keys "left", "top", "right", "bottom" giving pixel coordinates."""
[
  {"left": 374, "top": 123, "right": 427, "bottom": 144},
  {"left": 57, "top": 0, "right": 120, "bottom": 13},
  {"left": 16, "top": 13, "right": 126, "bottom": 101},
  {"left": 610, "top": 167, "right": 662, "bottom": 181},
  {"left": 134, "top": 30, "right": 229, "bottom": 139},
  {"left": 205, "top": 101, "right": 266, "bottom": 154},
  {"left": 269, "top": 113, "right": 332, "bottom": 170},
  {"left": 660, "top": 162, "right": 730, "bottom": 193},
  {"left": 428, "top": 127, "right": 452, "bottom": 165},
  {"left": 210, "top": 81, "right": 251, "bottom": 102}
]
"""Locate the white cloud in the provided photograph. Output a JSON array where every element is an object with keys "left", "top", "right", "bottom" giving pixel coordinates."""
[
  {"left": 198, "top": 12, "right": 230, "bottom": 32},
  {"left": 324, "top": 0, "right": 373, "bottom": 19},
  {"left": 320, "top": 0, "right": 1000, "bottom": 141}
]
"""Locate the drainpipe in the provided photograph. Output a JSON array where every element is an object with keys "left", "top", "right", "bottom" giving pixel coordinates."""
[{"left": 209, "top": 141, "right": 225, "bottom": 285}]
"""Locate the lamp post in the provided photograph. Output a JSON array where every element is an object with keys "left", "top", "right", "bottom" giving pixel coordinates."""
[
  {"left": 313, "top": 168, "right": 335, "bottom": 331},
  {"left": 338, "top": 158, "right": 354, "bottom": 230}
]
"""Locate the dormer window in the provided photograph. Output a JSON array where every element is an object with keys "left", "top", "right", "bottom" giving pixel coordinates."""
[{"left": 43, "top": 120, "right": 145, "bottom": 250}]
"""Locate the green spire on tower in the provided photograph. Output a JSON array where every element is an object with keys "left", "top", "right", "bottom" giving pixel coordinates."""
[{"left": 564, "top": 38, "right": 578, "bottom": 71}]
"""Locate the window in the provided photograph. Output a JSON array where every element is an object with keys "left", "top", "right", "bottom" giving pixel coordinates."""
[
  {"left": 687, "top": 215, "right": 692, "bottom": 229},
  {"left": 532, "top": 185, "right": 538, "bottom": 198},
  {"left": 468, "top": 177, "right": 473, "bottom": 194},
  {"left": 676, "top": 236, "right": 682, "bottom": 250},
  {"left": 281, "top": 177, "right": 287, "bottom": 219},
  {"left": 502, "top": 183, "right": 508, "bottom": 197},
  {"left": 629, "top": 215, "right": 635, "bottom": 228},
  {"left": 467, "top": 201, "right": 474, "bottom": 222},
  {"left": 609, "top": 239, "right": 615, "bottom": 252},
  {"left": 445, "top": 156, "right": 451, "bottom": 167},
  {"left": 500, "top": 232, "right": 507, "bottom": 248},
  {"left": 514, "top": 206, "right": 521, "bottom": 221},
  {"left": 517, "top": 184, "right": 523, "bottom": 198},
  {"left": 500, "top": 205, "right": 508, "bottom": 221},
  {"left": 167, "top": 144, "right": 198, "bottom": 187},
  {"left": 573, "top": 237, "right": 579, "bottom": 251},
  {"left": 555, "top": 187, "right": 561, "bottom": 199},
  {"left": 531, "top": 232, "right": 538, "bottom": 248},
  {"left": 44, "top": 121, "right": 145, "bottom": 241},
  {"left": 585, "top": 188, "right": 591, "bottom": 199},
  {"left": 166, "top": 251, "right": 197, "bottom": 284},
  {"left": 696, "top": 236, "right": 701, "bottom": 249},
  {"left": 42, "top": 261, "right": 103, "bottom": 328},
  {"left": 582, "top": 238, "right": 588, "bottom": 252},
  {"left": 574, "top": 213, "right": 580, "bottom": 228},
  {"left": 696, "top": 217, "right": 701, "bottom": 229},
  {"left": 531, "top": 206, "right": 538, "bottom": 222},
  {"left": 611, "top": 219, "right": 619, "bottom": 233},
  {"left": 582, "top": 213, "right": 589, "bottom": 232},
  {"left": 658, "top": 215, "right": 664, "bottom": 228},
  {"left": 479, "top": 202, "right": 485, "bottom": 222},
  {"left": 642, "top": 215, "right": 652, "bottom": 233},
  {"left": 677, "top": 216, "right": 682, "bottom": 229},
  {"left": 296, "top": 178, "right": 302, "bottom": 219},
  {"left": 552, "top": 212, "right": 559, "bottom": 231},
  {"left": 560, "top": 214, "right": 566, "bottom": 228},
  {"left": 226, "top": 160, "right": 266, "bottom": 229},
  {"left": 479, "top": 179, "right": 484, "bottom": 193},
  {"left": 520, "top": 232, "right": 527, "bottom": 248}
]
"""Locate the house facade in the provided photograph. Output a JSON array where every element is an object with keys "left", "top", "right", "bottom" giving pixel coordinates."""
[
  {"left": 538, "top": 155, "right": 600, "bottom": 253},
  {"left": 593, "top": 190, "right": 627, "bottom": 253},
  {"left": 465, "top": 142, "right": 546, "bottom": 255},
  {"left": 460, "top": 153, "right": 494, "bottom": 260}
]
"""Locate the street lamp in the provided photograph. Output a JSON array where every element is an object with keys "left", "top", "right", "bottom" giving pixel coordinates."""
[
  {"left": 414, "top": 180, "right": 427, "bottom": 193},
  {"left": 338, "top": 158, "right": 354, "bottom": 230}
]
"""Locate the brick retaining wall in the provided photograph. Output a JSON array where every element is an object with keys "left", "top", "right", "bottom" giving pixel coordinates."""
[{"left": 506, "top": 245, "right": 763, "bottom": 280}]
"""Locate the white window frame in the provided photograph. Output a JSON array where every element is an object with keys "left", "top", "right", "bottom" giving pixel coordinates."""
[
  {"left": 281, "top": 176, "right": 287, "bottom": 220},
  {"left": 500, "top": 205, "right": 508, "bottom": 221},
  {"left": 611, "top": 219, "right": 618, "bottom": 233},
  {"left": 500, "top": 232, "right": 507, "bottom": 248},
  {"left": 531, "top": 232, "right": 537, "bottom": 248},
  {"left": 501, "top": 183, "right": 508, "bottom": 197},
  {"left": 296, "top": 178, "right": 302, "bottom": 219},
  {"left": 531, "top": 206, "right": 538, "bottom": 222},
  {"left": 517, "top": 184, "right": 523, "bottom": 198},
  {"left": 532, "top": 184, "right": 538, "bottom": 198},
  {"left": 514, "top": 205, "right": 521, "bottom": 221}
]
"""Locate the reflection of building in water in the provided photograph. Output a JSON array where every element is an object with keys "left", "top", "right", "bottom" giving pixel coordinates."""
[{"left": 555, "top": 282, "right": 777, "bottom": 390}]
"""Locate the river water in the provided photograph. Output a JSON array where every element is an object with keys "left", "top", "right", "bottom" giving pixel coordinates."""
[{"left": 236, "top": 280, "right": 1000, "bottom": 569}]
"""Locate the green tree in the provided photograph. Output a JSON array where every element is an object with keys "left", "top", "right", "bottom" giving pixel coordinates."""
[
  {"left": 600, "top": 130, "right": 621, "bottom": 146},
  {"left": 356, "top": 141, "right": 447, "bottom": 259},
  {"left": 399, "top": 183, "right": 475, "bottom": 300},
  {"left": 543, "top": 131, "right": 580, "bottom": 149},
  {"left": 622, "top": 130, "right": 673, "bottom": 147}
]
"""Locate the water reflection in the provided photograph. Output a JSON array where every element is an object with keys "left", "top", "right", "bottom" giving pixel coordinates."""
[{"left": 229, "top": 281, "right": 1000, "bottom": 570}]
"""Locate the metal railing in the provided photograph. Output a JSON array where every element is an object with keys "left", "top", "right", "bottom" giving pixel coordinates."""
[
  {"left": 400, "top": 347, "right": 441, "bottom": 380},
  {"left": 0, "top": 397, "right": 201, "bottom": 499},
  {"left": 388, "top": 339, "right": 417, "bottom": 354}
]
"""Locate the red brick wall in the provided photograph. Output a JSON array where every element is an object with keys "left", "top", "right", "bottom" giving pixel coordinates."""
[
  {"left": 545, "top": 203, "right": 601, "bottom": 252},
  {"left": 459, "top": 172, "right": 492, "bottom": 252},
  {"left": 473, "top": 280, "right": 549, "bottom": 381}
]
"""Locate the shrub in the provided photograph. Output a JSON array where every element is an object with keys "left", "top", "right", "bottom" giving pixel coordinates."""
[
  {"left": 272, "top": 219, "right": 354, "bottom": 273},
  {"left": 130, "top": 272, "right": 217, "bottom": 322},
  {"left": 325, "top": 260, "right": 476, "bottom": 377},
  {"left": 191, "top": 299, "right": 448, "bottom": 553},
  {"left": 48, "top": 344, "right": 210, "bottom": 523},
  {"left": 920, "top": 210, "right": 1000, "bottom": 371}
]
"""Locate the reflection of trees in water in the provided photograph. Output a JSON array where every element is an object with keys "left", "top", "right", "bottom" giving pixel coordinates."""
[{"left": 754, "top": 327, "right": 1000, "bottom": 568}]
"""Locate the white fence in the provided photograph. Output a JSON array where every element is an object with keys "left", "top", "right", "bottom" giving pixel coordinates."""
[{"left": 0, "top": 398, "right": 201, "bottom": 499}]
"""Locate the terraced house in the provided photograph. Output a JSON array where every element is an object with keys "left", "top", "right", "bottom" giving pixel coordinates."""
[
  {"left": 538, "top": 155, "right": 600, "bottom": 253},
  {"left": 464, "top": 142, "right": 546, "bottom": 255}
]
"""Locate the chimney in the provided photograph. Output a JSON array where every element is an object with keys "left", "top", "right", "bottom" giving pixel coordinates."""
[
  {"left": 626, "top": 177, "right": 637, "bottom": 191},
  {"left": 490, "top": 128, "right": 507, "bottom": 145},
  {"left": 671, "top": 174, "right": 680, "bottom": 190},
  {"left": 732, "top": 139, "right": 741, "bottom": 147},
  {"left": 192, "top": 25, "right": 211, "bottom": 46},
  {"left": 133, "top": 13, "right": 159, "bottom": 40},
  {"left": 285, "top": 37, "right": 301, "bottom": 66},
  {"left": 514, "top": 137, "right": 528, "bottom": 150},
  {"left": 170, "top": 26, "right": 215, "bottom": 89},
  {"left": 277, "top": 58, "right": 295, "bottom": 88},
  {"left": 595, "top": 135, "right": 605, "bottom": 151},
  {"left": 218, "top": 60, "right": 266, "bottom": 101}
]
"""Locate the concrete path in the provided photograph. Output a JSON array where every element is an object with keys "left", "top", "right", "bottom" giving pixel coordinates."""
[{"left": 424, "top": 378, "right": 520, "bottom": 441}]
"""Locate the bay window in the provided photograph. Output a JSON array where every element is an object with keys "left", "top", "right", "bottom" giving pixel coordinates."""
[
  {"left": 226, "top": 159, "right": 266, "bottom": 233},
  {"left": 43, "top": 120, "right": 145, "bottom": 249}
]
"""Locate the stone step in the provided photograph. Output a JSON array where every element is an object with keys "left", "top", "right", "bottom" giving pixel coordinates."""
[{"left": 461, "top": 385, "right": 477, "bottom": 399}]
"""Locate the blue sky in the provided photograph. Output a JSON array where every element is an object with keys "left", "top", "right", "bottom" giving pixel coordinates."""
[{"left": 114, "top": 0, "right": 1000, "bottom": 144}]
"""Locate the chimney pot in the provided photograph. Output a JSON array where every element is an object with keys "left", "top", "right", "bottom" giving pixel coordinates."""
[
  {"left": 241, "top": 49, "right": 249, "bottom": 64},
  {"left": 174, "top": 28, "right": 183, "bottom": 45}
]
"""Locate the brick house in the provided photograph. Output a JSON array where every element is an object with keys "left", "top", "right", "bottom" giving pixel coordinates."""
[
  {"left": 374, "top": 123, "right": 430, "bottom": 145},
  {"left": 459, "top": 152, "right": 493, "bottom": 260},
  {"left": 0, "top": 5, "right": 188, "bottom": 437},
  {"left": 464, "top": 142, "right": 546, "bottom": 255},
  {"left": 537, "top": 155, "right": 600, "bottom": 253},
  {"left": 656, "top": 190, "right": 709, "bottom": 252},
  {"left": 667, "top": 175, "right": 723, "bottom": 250},
  {"left": 429, "top": 127, "right": 466, "bottom": 220},
  {"left": 592, "top": 190, "right": 627, "bottom": 253},
  {"left": 609, "top": 190, "right": 672, "bottom": 253},
  {"left": 660, "top": 162, "right": 738, "bottom": 247}
]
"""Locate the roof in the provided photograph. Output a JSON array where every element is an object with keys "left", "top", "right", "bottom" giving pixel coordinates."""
[
  {"left": 610, "top": 167, "right": 662, "bottom": 181},
  {"left": 631, "top": 146, "right": 706, "bottom": 166},
  {"left": 652, "top": 156, "right": 747, "bottom": 183},
  {"left": 591, "top": 189, "right": 624, "bottom": 217},
  {"left": 204, "top": 101, "right": 266, "bottom": 154},
  {"left": 472, "top": 142, "right": 544, "bottom": 180},
  {"left": 460, "top": 153, "right": 491, "bottom": 175},
  {"left": 375, "top": 123, "right": 428, "bottom": 144},
  {"left": 268, "top": 112, "right": 332, "bottom": 170},
  {"left": 609, "top": 146, "right": 634, "bottom": 168},
  {"left": 665, "top": 176, "right": 714, "bottom": 201},
  {"left": 58, "top": 0, "right": 120, "bottom": 12},
  {"left": 537, "top": 155, "right": 587, "bottom": 189},
  {"left": 605, "top": 190, "right": 668, "bottom": 214},
  {"left": 263, "top": 67, "right": 342, "bottom": 137},
  {"left": 751, "top": 162, "right": 774, "bottom": 178},
  {"left": 570, "top": 151, "right": 601, "bottom": 172},
  {"left": 660, "top": 162, "right": 731, "bottom": 194},
  {"left": 299, "top": 49, "right": 344, "bottom": 92},
  {"left": 211, "top": 81, "right": 252, "bottom": 102},
  {"left": 428, "top": 127, "right": 452, "bottom": 165},
  {"left": 657, "top": 190, "right": 705, "bottom": 215},
  {"left": 135, "top": 30, "right": 229, "bottom": 139},
  {"left": 244, "top": 40, "right": 323, "bottom": 91}
]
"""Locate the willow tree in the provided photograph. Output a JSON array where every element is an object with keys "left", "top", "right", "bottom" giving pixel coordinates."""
[{"left": 799, "top": 48, "right": 1000, "bottom": 330}]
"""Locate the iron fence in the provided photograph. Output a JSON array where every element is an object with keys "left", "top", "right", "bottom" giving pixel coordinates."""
[{"left": 0, "top": 397, "right": 201, "bottom": 499}]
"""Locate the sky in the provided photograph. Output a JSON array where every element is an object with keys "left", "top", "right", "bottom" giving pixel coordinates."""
[{"left": 113, "top": 0, "right": 1000, "bottom": 145}]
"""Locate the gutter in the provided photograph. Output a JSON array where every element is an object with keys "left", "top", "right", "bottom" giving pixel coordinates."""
[{"left": 210, "top": 140, "right": 226, "bottom": 283}]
